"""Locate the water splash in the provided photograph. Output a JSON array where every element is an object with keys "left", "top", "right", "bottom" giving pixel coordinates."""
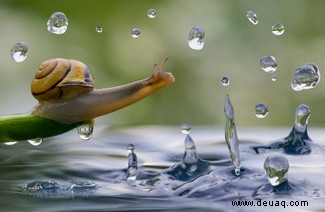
[
  {"left": 77, "top": 122, "right": 94, "bottom": 140},
  {"left": 180, "top": 123, "right": 191, "bottom": 135},
  {"left": 47, "top": 12, "right": 68, "bottom": 34},
  {"left": 131, "top": 28, "right": 141, "bottom": 38},
  {"left": 70, "top": 181, "right": 97, "bottom": 193},
  {"left": 96, "top": 26, "right": 103, "bottom": 33},
  {"left": 282, "top": 104, "right": 312, "bottom": 154},
  {"left": 11, "top": 42, "right": 28, "bottom": 62},
  {"left": 291, "top": 63, "right": 320, "bottom": 91},
  {"left": 272, "top": 23, "right": 285, "bottom": 36},
  {"left": 23, "top": 180, "right": 60, "bottom": 193},
  {"left": 246, "top": 11, "right": 258, "bottom": 25},
  {"left": 255, "top": 103, "right": 269, "bottom": 118},
  {"left": 161, "top": 134, "right": 209, "bottom": 182},
  {"left": 220, "top": 76, "right": 230, "bottom": 86},
  {"left": 147, "top": 9, "right": 157, "bottom": 18},
  {"left": 27, "top": 138, "right": 43, "bottom": 146},
  {"left": 188, "top": 26, "right": 205, "bottom": 50},
  {"left": 271, "top": 75, "right": 277, "bottom": 81},
  {"left": 183, "top": 134, "right": 198, "bottom": 164},
  {"left": 4, "top": 141, "right": 17, "bottom": 145},
  {"left": 224, "top": 94, "right": 241, "bottom": 176},
  {"left": 125, "top": 143, "right": 138, "bottom": 181},
  {"left": 260, "top": 56, "right": 277, "bottom": 73},
  {"left": 253, "top": 104, "right": 313, "bottom": 155},
  {"left": 146, "top": 130, "right": 209, "bottom": 187}
]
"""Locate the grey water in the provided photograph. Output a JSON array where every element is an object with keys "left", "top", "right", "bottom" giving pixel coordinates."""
[{"left": 1, "top": 125, "right": 325, "bottom": 211}]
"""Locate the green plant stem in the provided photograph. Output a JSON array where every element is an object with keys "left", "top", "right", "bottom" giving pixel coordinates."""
[{"left": 0, "top": 113, "right": 85, "bottom": 143}]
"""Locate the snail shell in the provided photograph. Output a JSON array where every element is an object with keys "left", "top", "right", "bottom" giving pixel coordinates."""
[{"left": 31, "top": 58, "right": 94, "bottom": 102}]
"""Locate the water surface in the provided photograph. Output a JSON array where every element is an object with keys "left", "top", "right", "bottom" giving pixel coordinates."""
[{"left": 1, "top": 126, "right": 325, "bottom": 211}]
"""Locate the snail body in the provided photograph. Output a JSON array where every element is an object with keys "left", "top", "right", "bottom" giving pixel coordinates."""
[{"left": 0, "top": 58, "right": 174, "bottom": 142}]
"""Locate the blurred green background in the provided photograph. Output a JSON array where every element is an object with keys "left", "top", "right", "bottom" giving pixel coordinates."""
[{"left": 1, "top": 0, "right": 325, "bottom": 128}]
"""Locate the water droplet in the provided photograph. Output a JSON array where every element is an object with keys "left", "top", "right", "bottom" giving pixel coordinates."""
[
  {"left": 27, "top": 138, "right": 43, "bottom": 146},
  {"left": 224, "top": 95, "right": 241, "bottom": 176},
  {"left": 260, "top": 56, "right": 277, "bottom": 73},
  {"left": 234, "top": 168, "right": 241, "bottom": 176},
  {"left": 295, "top": 104, "right": 311, "bottom": 127},
  {"left": 188, "top": 26, "right": 205, "bottom": 50},
  {"left": 127, "top": 143, "right": 135, "bottom": 151},
  {"left": 246, "top": 11, "right": 258, "bottom": 25},
  {"left": 291, "top": 63, "right": 320, "bottom": 91},
  {"left": 147, "top": 9, "right": 157, "bottom": 18},
  {"left": 96, "top": 26, "right": 103, "bottom": 33},
  {"left": 271, "top": 75, "right": 277, "bottom": 81},
  {"left": 264, "top": 154, "right": 289, "bottom": 186},
  {"left": 131, "top": 28, "right": 141, "bottom": 38},
  {"left": 181, "top": 123, "right": 192, "bottom": 134},
  {"left": 220, "top": 76, "right": 230, "bottom": 86},
  {"left": 255, "top": 103, "right": 269, "bottom": 118},
  {"left": 4, "top": 141, "right": 17, "bottom": 146},
  {"left": 11, "top": 42, "right": 28, "bottom": 62},
  {"left": 47, "top": 12, "right": 68, "bottom": 34},
  {"left": 272, "top": 23, "right": 285, "bottom": 36},
  {"left": 77, "top": 123, "right": 94, "bottom": 140}
]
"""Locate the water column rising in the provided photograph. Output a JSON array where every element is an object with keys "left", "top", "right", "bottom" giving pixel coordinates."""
[{"left": 224, "top": 94, "right": 241, "bottom": 176}]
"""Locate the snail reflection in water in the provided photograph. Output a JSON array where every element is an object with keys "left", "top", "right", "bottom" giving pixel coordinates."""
[{"left": 0, "top": 58, "right": 174, "bottom": 142}]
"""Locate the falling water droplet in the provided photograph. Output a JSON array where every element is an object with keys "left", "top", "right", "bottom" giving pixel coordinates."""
[
  {"left": 47, "top": 12, "right": 68, "bottom": 34},
  {"left": 220, "top": 76, "right": 230, "bottom": 86},
  {"left": 271, "top": 75, "right": 277, "bottom": 81},
  {"left": 27, "top": 138, "right": 43, "bottom": 146},
  {"left": 11, "top": 42, "right": 28, "bottom": 62},
  {"left": 272, "top": 23, "right": 285, "bottom": 36},
  {"left": 260, "top": 56, "right": 277, "bottom": 73},
  {"left": 4, "top": 141, "right": 17, "bottom": 146},
  {"left": 246, "top": 11, "right": 258, "bottom": 25},
  {"left": 291, "top": 63, "right": 320, "bottom": 91},
  {"left": 255, "top": 103, "right": 269, "bottom": 118},
  {"left": 96, "top": 26, "right": 103, "bottom": 33},
  {"left": 188, "top": 26, "right": 205, "bottom": 50},
  {"left": 147, "top": 9, "right": 157, "bottom": 18},
  {"left": 125, "top": 143, "right": 138, "bottom": 181},
  {"left": 181, "top": 123, "right": 192, "bottom": 134},
  {"left": 264, "top": 154, "right": 289, "bottom": 186},
  {"left": 131, "top": 28, "right": 141, "bottom": 38},
  {"left": 224, "top": 95, "right": 241, "bottom": 176},
  {"left": 77, "top": 123, "right": 94, "bottom": 140}
]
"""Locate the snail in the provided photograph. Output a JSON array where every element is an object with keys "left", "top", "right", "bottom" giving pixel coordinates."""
[{"left": 0, "top": 58, "right": 174, "bottom": 142}]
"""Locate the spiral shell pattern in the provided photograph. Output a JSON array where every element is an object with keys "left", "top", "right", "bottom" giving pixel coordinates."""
[{"left": 31, "top": 58, "right": 94, "bottom": 102}]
